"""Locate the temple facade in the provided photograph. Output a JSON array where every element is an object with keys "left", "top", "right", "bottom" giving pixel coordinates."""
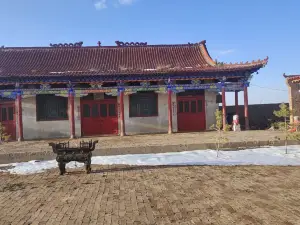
[{"left": 0, "top": 40, "right": 268, "bottom": 141}]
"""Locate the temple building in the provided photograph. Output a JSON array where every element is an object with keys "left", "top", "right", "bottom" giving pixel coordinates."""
[
  {"left": 284, "top": 74, "right": 300, "bottom": 122},
  {"left": 0, "top": 40, "right": 268, "bottom": 141}
]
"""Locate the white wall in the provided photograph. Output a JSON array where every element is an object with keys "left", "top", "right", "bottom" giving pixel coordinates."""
[
  {"left": 119, "top": 93, "right": 178, "bottom": 135},
  {"left": 205, "top": 91, "right": 218, "bottom": 130},
  {"left": 22, "top": 96, "right": 81, "bottom": 140},
  {"left": 19, "top": 91, "right": 217, "bottom": 140}
]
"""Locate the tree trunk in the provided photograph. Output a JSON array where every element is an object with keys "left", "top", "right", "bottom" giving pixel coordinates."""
[
  {"left": 285, "top": 117, "right": 288, "bottom": 154},
  {"left": 217, "top": 130, "right": 220, "bottom": 157}
]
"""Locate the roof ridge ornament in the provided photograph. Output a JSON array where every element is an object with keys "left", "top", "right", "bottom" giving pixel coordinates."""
[
  {"left": 50, "top": 42, "right": 83, "bottom": 48},
  {"left": 188, "top": 40, "right": 206, "bottom": 46},
  {"left": 222, "top": 56, "right": 268, "bottom": 68},
  {"left": 264, "top": 56, "right": 269, "bottom": 63},
  {"left": 115, "top": 41, "right": 147, "bottom": 47}
]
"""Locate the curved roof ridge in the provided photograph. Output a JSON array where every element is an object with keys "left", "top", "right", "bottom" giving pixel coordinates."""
[
  {"left": 283, "top": 73, "right": 300, "bottom": 83},
  {"left": 223, "top": 56, "right": 269, "bottom": 67},
  {"left": 283, "top": 73, "right": 300, "bottom": 78},
  {"left": 198, "top": 40, "right": 217, "bottom": 66}
]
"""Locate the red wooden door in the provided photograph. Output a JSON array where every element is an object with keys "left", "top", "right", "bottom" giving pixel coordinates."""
[
  {"left": 0, "top": 102, "right": 16, "bottom": 140},
  {"left": 177, "top": 96, "right": 206, "bottom": 132},
  {"left": 81, "top": 99, "right": 118, "bottom": 136}
]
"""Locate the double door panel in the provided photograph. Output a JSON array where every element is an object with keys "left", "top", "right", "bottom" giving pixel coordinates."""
[
  {"left": 0, "top": 103, "right": 16, "bottom": 140},
  {"left": 177, "top": 96, "right": 206, "bottom": 132},
  {"left": 81, "top": 99, "right": 118, "bottom": 136}
]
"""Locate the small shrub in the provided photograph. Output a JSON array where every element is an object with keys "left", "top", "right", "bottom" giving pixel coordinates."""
[
  {"left": 0, "top": 122, "right": 10, "bottom": 142},
  {"left": 272, "top": 103, "right": 300, "bottom": 153},
  {"left": 210, "top": 109, "right": 229, "bottom": 157}
]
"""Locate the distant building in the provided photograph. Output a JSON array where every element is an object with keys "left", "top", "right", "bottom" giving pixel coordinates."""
[
  {"left": 0, "top": 40, "right": 268, "bottom": 141},
  {"left": 284, "top": 74, "right": 300, "bottom": 122}
]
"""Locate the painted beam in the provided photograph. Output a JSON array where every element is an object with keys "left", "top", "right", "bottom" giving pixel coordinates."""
[
  {"left": 0, "top": 82, "right": 250, "bottom": 98},
  {"left": 0, "top": 70, "right": 260, "bottom": 85}
]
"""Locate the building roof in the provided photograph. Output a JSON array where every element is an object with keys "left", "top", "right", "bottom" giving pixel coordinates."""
[
  {"left": 283, "top": 73, "right": 300, "bottom": 82},
  {"left": 0, "top": 40, "right": 268, "bottom": 77}
]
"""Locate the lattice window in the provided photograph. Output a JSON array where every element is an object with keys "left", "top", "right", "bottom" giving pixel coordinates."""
[
  {"left": 36, "top": 95, "right": 68, "bottom": 121},
  {"left": 129, "top": 92, "right": 158, "bottom": 117}
]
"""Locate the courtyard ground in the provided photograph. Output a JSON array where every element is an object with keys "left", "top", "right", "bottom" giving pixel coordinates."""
[
  {"left": 0, "top": 130, "right": 292, "bottom": 164},
  {"left": 1, "top": 165, "right": 300, "bottom": 225}
]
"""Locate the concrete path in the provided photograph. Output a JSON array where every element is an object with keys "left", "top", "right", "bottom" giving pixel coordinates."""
[{"left": 0, "top": 130, "right": 294, "bottom": 164}]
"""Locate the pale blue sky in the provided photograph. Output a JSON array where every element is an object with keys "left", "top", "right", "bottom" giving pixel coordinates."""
[{"left": 1, "top": 0, "right": 299, "bottom": 105}]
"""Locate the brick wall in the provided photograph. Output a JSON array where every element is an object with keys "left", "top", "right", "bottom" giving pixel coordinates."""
[{"left": 222, "top": 103, "right": 288, "bottom": 130}]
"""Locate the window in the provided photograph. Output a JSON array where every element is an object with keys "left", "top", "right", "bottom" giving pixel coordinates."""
[
  {"left": 191, "top": 100, "right": 196, "bottom": 113},
  {"left": 36, "top": 95, "right": 68, "bottom": 121},
  {"left": 184, "top": 101, "right": 189, "bottom": 112},
  {"left": 100, "top": 104, "right": 107, "bottom": 117},
  {"left": 129, "top": 92, "right": 158, "bottom": 117},
  {"left": 178, "top": 98, "right": 203, "bottom": 114},
  {"left": 197, "top": 100, "right": 203, "bottom": 112},
  {"left": 0, "top": 106, "right": 14, "bottom": 122},
  {"left": 91, "top": 104, "right": 98, "bottom": 117},
  {"left": 8, "top": 107, "right": 14, "bottom": 121},
  {"left": 1, "top": 108, "right": 7, "bottom": 121},
  {"left": 108, "top": 104, "right": 117, "bottom": 116},
  {"left": 178, "top": 101, "right": 184, "bottom": 113},
  {"left": 83, "top": 104, "right": 90, "bottom": 118}
]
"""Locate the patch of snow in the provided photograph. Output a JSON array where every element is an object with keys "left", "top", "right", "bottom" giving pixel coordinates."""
[
  {"left": 1, "top": 146, "right": 300, "bottom": 175},
  {"left": 144, "top": 68, "right": 156, "bottom": 71}
]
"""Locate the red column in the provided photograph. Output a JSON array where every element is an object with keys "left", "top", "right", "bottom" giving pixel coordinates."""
[
  {"left": 68, "top": 91, "right": 75, "bottom": 139},
  {"left": 119, "top": 90, "right": 125, "bottom": 136},
  {"left": 222, "top": 86, "right": 227, "bottom": 131},
  {"left": 235, "top": 91, "right": 239, "bottom": 116},
  {"left": 16, "top": 94, "right": 23, "bottom": 141},
  {"left": 244, "top": 85, "right": 249, "bottom": 130},
  {"left": 168, "top": 89, "right": 173, "bottom": 134}
]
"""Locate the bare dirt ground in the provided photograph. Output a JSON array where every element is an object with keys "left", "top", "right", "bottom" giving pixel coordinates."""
[
  {"left": 0, "top": 130, "right": 285, "bottom": 155},
  {"left": 1, "top": 165, "right": 300, "bottom": 225}
]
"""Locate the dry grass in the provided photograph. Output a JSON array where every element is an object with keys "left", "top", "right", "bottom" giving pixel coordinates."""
[{"left": 1, "top": 165, "right": 300, "bottom": 224}]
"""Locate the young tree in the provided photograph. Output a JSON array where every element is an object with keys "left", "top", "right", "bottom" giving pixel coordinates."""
[
  {"left": 0, "top": 122, "right": 10, "bottom": 142},
  {"left": 210, "top": 109, "right": 230, "bottom": 157},
  {"left": 273, "top": 103, "right": 300, "bottom": 154}
]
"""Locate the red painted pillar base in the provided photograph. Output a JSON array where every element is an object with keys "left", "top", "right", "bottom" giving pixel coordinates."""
[
  {"left": 235, "top": 91, "right": 239, "bottom": 116},
  {"left": 68, "top": 92, "right": 75, "bottom": 139},
  {"left": 119, "top": 90, "right": 126, "bottom": 136},
  {"left": 222, "top": 86, "right": 227, "bottom": 131},
  {"left": 244, "top": 85, "right": 249, "bottom": 130},
  {"left": 168, "top": 89, "right": 173, "bottom": 134},
  {"left": 16, "top": 94, "right": 23, "bottom": 142}
]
